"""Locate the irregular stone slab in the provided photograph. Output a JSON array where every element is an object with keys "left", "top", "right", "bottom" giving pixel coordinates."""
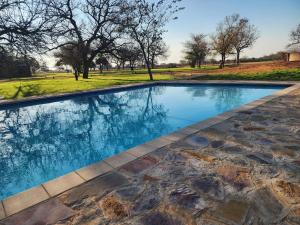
[
  {"left": 210, "top": 199, "right": 250, "bottom": 225},
  {"left": 99, "top": 195, "right": 129, "bottom": 220},
  {"left": 286, "top": 206, "right": 300, "bottom": 225},
  {"left": 271, "top": 146, "right": 296, "bottom": 157},
  {"left": 252, "top": 187, "right": 284, "bottom": 224},
  {"left": 183, "top": 135, "right": 209, "bottom": 148},
  {"left": 182, "top": 150, "right": 216, "bottom": 163},
  {"left": 217, "top": 165, "right": 252, "bottom": 190},
  {"left": 59, "top": 172, "right": 128, "bottom": 205},
  {"left": 169, "top": 186, "right": 205, "bottom": 212},
  {"left": 211, "top": 140, "right": 225, "bottom": 148},
  {"left": 243, "top": 126, "right": 266, "bottom": 131},
  {"left": 272, "top": 180, "right": 300, "bottom": 204},
  {"left": 133, "top": 184, "right": 161, "bottom": 213},
  {"left": 247, "top": 152, "right": 273, "bottom": 164},
  {"left": 120, "top": 156, "right": 158, "bottom": 175},
  {"left": 116, "top": 185, "right": 142, "bottom": 201},
  {"left": 221, "top": 145, "right": 244, "bottom": 154},
  {"left": 2, "top": 199, "right": 75, "bottom": 225},
  {"left": 139, "top": 212, "right": 183, "bottom": 225},
  {"left": 191, "top": 176, "right": 224, "bottom": 200}
]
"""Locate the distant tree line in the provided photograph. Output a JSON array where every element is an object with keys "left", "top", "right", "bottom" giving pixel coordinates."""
[
  {"left": 183, "top": 14, "right": 259, "bottom": 68},
  {"left": 0, "top": 0, "right": 183, "bottom": 80}
]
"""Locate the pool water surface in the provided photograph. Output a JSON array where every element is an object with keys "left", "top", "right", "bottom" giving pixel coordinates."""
[{"left": 0, "top": 84, "right": 285, "bottom": 200}]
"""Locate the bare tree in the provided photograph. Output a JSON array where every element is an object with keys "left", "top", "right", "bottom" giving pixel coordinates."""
[
  {"left": 211, "top": 14, "right": 237, "bottom": 68},
  {"left": 288, "top": 24, "right": 300, "bottom": 47},
  {"left": 0, "top": 0, "right": 54, "bottom": 53},
  {"left": 46, "top": 0, "right": 125, "bottom": 79},
  {"left": 95, "top": 54, "right": 109, "bottom": 73},
  {"left": 150, "top": 40, "right": 168, "bottom": 69},
  {"left": 123, "top": 0, "right": 183, "bottom": 80},
  {"left": 54, "top": 44, "right": 82, "bottom": 80},
  {"left": 183, "top": 34, "right": 209, "bottom": 68},
  {"left": 231, "top": 15, "right": 259, "bottom": 64}
]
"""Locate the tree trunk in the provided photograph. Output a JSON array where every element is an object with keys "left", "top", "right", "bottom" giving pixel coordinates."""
[
  {"left": 236, "top": 50, "right": 240, "bottom": 65},
  {"left": 151, "top": 57, "right": 155, "bottom": 69},
  {"left": 146, "top": 62, "right": 153, "bottom": 81},
  {"left": 75, "top": 70, "right": 79, "bottom": 81},
  {"left": 219, "top": 54, "right": 225, "bottom": 69},
  {"left": 73, "top": 66, "right": 79, "bottom": 81},
  {"left": 83, "top": 63, "right": 89, "bottom": 79}
]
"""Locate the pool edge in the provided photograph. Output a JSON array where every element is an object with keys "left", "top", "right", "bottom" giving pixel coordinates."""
[{"left": 1, "top": 80, "right": 299, "bottom": 220}]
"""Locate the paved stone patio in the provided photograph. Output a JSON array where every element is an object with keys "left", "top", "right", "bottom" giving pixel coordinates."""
[{"left": 1, "top": 84, "right": 300, "bottom": 225}]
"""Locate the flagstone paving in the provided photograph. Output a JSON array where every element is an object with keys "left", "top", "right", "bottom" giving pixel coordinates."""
[{"left": 1, "top": 87, "right": 300, "bottom": 225}]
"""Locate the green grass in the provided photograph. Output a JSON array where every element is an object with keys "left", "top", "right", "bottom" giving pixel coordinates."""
[
  {"left": 193, "top": 68, "right": 300, "bottom": 81},
  {"left": 0, "top": 73, "right": 173, "bottom": 100},
  {"left": 1, "top": 66, "right": 299, "bottom": 100}
]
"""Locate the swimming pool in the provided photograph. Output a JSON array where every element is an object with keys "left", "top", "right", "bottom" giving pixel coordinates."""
[{"left": 0, "top": 84, "right": 285, "bottom": 200}]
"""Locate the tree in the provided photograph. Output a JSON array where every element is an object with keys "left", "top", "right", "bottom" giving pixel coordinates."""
[
  {"left": 211, "top": 14, "right": 237, "bottom": 68},
  {"left": 150, "top": 40, "right": 168, "bottom": 69},
  {"left": 46, "top": 0, "right": 125, "bottom": 79},
  {"left": 54, "top": 44, "right": 82, "bottom": 80},
  {"left": 95, "top": 55, "right": 109, "bottom": 73},
  {"left": 123, "top": 0, "right": 183, "bottom": 80},
  {"left": 289, "top": 24, "right": 300, "bottom": 47},
  {"left": 0, "top": 0, "right": 54, "bottom": 53},
  {"left": 183, "top": 34, "right": 209, "bottom": 68},
  {"left": 231, "top": 15, "right": 259, "bottom": 64},
  {"left": 112, "top": 43, "right": 142, "bottom": 71}
]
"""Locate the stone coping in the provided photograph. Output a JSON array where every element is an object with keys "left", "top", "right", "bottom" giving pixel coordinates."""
[{"left": 0, "top": 80, "right": 299, "bottom": 220}]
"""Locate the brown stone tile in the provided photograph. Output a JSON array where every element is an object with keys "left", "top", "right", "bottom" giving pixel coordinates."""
[
  {"left": 272, "top": 180, "right": 300, "bottom": 204},
  {"left": 217, "top": 165, "right": 252, "bottom": 190},
  {"left": 99, "top": 195, "right": 129, "bottom": 220},
  {"left": 120, "top": 156, "right": 158, "bottom": 175},
  {"left": 252, "top": 187, "right": 284, "bottom": 224},
  {"left": 182, "top": 150, "right": 216, "bottom": 163},
  {"left": 3, "top": 186, "right": 49, "bottom": 216},
  {"left": 0, "top": 202, "right": 5, "bottom": 220},
  {"left": 2, "top": 199, "right": 75, "bottom": 225},
  {"left": 104, "top": 152, "right": 136, "bottom": 168},
  {"left": 43, "top": 172, "right": 85, "bottom": 197},
  {"left": 211, "top": 199, "right": 250, "bottom": 225},
  {"left": 76, "top": 161, "right": 113, "bottom": 181}
]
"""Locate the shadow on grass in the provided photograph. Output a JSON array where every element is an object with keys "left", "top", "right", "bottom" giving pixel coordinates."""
[{"left": 12, "top": 84, "right": 46, "bottom": 99}]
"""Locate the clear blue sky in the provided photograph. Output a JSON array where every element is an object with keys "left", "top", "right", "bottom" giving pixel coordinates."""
[{"left": 163, "top": 0, "right": 300, "bottom": 63}]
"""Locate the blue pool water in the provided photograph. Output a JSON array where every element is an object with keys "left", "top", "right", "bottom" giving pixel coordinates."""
[{"left": 0, "top": 84, "right": 284, "bottom": 200}]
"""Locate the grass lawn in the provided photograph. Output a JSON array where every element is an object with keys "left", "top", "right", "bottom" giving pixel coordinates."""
[
  {"left": 0, "top": 73, "right": 174, "bottom": 100},
  {"left": 193, "top": 68, "right": 300, "bottom": 81}
]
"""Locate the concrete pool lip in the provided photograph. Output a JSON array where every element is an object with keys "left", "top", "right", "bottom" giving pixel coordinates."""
[{"left": 0, "top": 80, "right": 299, "bottom": 220}]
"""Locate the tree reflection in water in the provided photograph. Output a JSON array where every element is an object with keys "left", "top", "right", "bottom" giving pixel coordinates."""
[
  {"left": 0, "top": 86, "right": 169, "bottom": 199},
  {"left": 185, "top": 85, "right": 243, "bottom": 112}
]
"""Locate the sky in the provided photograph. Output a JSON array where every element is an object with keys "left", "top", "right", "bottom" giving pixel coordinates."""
[
  {"left": 45, "top": 0, "right": 300, "bottom": 67},
  {"left": 162, "top": 0, "right": 300, "bottom": 63}
]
